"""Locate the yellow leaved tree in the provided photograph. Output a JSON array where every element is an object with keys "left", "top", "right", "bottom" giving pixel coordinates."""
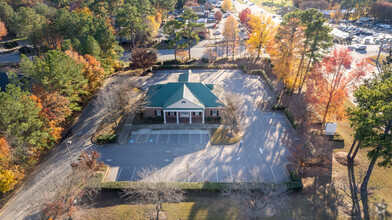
[
  {"left": 221, "top": 0, "right": 232, "bottom": 12},
  {"left": 247, "top": 14, "right": 275, "bottom": 59},
  {"left": 266, "top": 18, "right": 305, "bottom": 90}
]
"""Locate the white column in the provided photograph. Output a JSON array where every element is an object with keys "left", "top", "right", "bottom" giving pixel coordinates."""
[
  {"left": 163, "top": 110, "right": 166, "bottom": 124},
  {"left": 202, "top": 111, "right": 205, "bottom": 124},
  {"left": 176, "top": 111, "right": 179, "bottom": 124},
  {"left": 189, "top": 111, "right": 192, "bottom": 124}
]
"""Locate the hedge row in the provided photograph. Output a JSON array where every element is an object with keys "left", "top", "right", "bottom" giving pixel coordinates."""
[
  {"left": 251, "top": 69, "right": 275, "bottom": 92},
  {"left": 270, "top": 105, "right": 299, "bottom": 128},
  {"left": 284, "top": 108, "right": 299, "bottom": 129},
  {"left": 99, "top": 181, "right": 231, "bottom": 193},
  {"left": 152, "top": 64, "right": 238, "bottom": 70}
]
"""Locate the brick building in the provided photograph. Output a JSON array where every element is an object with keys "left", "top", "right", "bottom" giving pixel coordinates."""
[{"left": 144, "top": 70, "right": 226, "bottom": 124}]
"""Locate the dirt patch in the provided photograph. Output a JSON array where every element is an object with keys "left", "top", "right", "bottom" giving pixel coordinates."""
[{"left": 334, "top": 152, "right": 360, "bottom": 166}]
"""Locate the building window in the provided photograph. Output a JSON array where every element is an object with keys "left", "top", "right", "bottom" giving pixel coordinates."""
[
  {"left": 193, "top": 112, "right": 200, "bottom": 116},
  {"left": 155, "top": 110, "right": 162, "bottom": 116},
  {"left": 211, "top": 110, "right": 218, "bottom": 116},
  {"left": 169, "top": 112, "right": 176, "bottom": 116}
]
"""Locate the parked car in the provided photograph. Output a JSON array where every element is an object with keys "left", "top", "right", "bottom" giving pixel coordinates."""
[
  {"left": 213, "top": 30, "right": 221, "bottom": 35},
  {"left": 357, "top": 45, "right": 367, "bottom": 50},
  {"left": 364, "top": 39, "right": 371, "bottom": 44}
]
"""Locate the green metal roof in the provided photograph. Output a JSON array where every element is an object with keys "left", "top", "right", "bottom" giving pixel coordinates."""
[{"left": 146, "top": 82, "right": 225, "bottom": 109}]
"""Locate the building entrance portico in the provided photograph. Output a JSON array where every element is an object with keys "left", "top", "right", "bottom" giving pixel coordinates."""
[{"left": 163, "top": 110, "right": 205, "bottom": 124}]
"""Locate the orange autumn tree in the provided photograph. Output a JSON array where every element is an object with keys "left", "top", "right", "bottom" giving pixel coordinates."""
[
  {"left": 0, "top": 19, "right": 7, "bottom": 40},
  {"left": 0, "top": 137, "right": 23, "bottom": 193},
  {"left": 306, "top": 47, "right": 372, "bottom": 128},
  {"left": 32, "top": 85, "right": 71, "bottom": 141},
  {"left": 65, "top": 50, "right": 106, "bottom": 94}
]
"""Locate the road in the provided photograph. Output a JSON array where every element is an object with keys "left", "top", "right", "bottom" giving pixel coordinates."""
[{"left": 0, "top": 74, "right": 134, "bottom": 219}]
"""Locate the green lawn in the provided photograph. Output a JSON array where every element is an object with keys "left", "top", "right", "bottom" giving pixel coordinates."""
[
  {"left": 210, "top": 126, "right": 242, "bottom": 145},
  {"left": 79, "top": 196, "right": 240, "bottom": 220}
]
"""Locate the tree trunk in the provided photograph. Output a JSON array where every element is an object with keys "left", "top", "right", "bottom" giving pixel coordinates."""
[
  {"left": 361, "top": 152, "right": 378, "bottom": 220},
  {"left": 257, "top": 44, "right": 261, "bottom": 59},
  {"left": 292, "top": 43, "right": 308, "bottom": 93},
  {"left": 298, "top": 54, "right": 313, "bottom": 94},
  {"left": 347, "top": 140, "right": 361, "bottom": 219}
]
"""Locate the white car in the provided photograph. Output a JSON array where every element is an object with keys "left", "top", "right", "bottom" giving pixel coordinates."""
[{"left": 213, "top": 30, "right": 221, "bottom": 35}]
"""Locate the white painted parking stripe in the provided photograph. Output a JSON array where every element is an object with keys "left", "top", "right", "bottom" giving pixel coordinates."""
[
  {"left": 189, "top": 130, "right": 191, "bottom": 144},
  {"left": 116, "top": 167, "right": 123, "bottom": 181},
  {"left": 167, "top": 130, "right": 170, "bottom": 143},
  {"left": 131, "top": 167, "right": 136, "bottom": 181},
  {"left": 216, "top": 167, "right": 219, "bottom": 182},
  {"left": 200, "top": 129, "right": 202, "bottom": 144},
  {"left": 270, "top": 166, "right": 278, "bottom": 184},
  {"left": 229, "top": 167, "right": 233, "bottom": 182},
  {"left": 156, "top": 130, "right": 160, "bottom": 143},
  {"left": 202, "top": 170, "right": 204, "bottom": 182}
]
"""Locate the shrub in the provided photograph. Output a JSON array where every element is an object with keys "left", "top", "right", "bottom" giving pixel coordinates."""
[
  {"left": 207, "top": 117, "right": 212, "bottom": 122},
  {"left": 217, "top": 116, "right": 221, "bottom": 121},
  {"left": 18, "top": 46, "right": 33, "bottom": 54},
  {"left": 4, "top": 41, "right": 18, "bottom": 49},
  {"left": 202, "top": 57, "right": 209, "bottom": 63},
  {"left": 97, "top": 134, "right": 116, "bottom": 144},
  {"left": 156, "top": 60, "right": 164, "bottom": 65},
  {"left": 163, "top": 59, "right": 180, "bottom": 65},
  {"left": 271, "top": 105, "right": 286, "bottom": 111},
  {"left": 185, "top": 58, "right": 196, "bottom": 64},
  {"left": 286, "top": 180, "right": 303, "bottom": 190},
  {"left": 239, "top": 64, "right": 247, "bottom": 73},
  {"left": 290, "top": 170, "right": 300, "bottom": 181}
]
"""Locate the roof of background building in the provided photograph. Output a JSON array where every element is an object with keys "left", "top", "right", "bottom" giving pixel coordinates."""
[{"left": 146, "top": 70, "right": 226, "bottom": 109}]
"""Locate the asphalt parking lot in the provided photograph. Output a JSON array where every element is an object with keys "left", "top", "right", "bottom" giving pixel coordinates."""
[{"left": 98, "top": 69, "right": 294, "bottom": 184}]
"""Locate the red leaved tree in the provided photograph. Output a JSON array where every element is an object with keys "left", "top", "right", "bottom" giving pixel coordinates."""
[
  {"left": 130, "top": 48, "right": 158, "bottom": 72},
  {"left": 215, "top": 10, "right": 223, "bottom": 23},
  {"left": 239, "top": 7, "right": 252, "bottom": 26},
  {"left": 306, "top": 47, "right": 371, "bottom": 129}
]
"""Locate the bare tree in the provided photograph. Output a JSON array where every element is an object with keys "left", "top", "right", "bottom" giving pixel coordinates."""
[
  {"left": 41, "top": 151, "right": 104, "bottom": 219},
  {"left": 220, "top": 94, "right": 243, "bottom": 136},
  {"left": 129, "top": 93, "right": 150, "bottom": 120},
  {"left": 122, "top": 167, "right": 184, "bottom": 220},
  {"left": 222, "top": 181, "right": 287, "bottom": 219},
  {"left": 130, "top": 48, "right": 158, "bottom": 72},
  {"left": 97, "top": 81, "right": 140, "bottom": 128}
]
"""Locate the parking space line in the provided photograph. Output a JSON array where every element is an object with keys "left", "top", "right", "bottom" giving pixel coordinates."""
[
  {"left": 216, "top": 167, "right": 219, "bottom": 182},
  {"left": 202, "top": 170, "right": 204, "bottom": 182},
  {"left": 178, "top": 130, "right": 181, "bottom": 144},
  {"left": 270, "top": 166, "right": 278, "bottom": 184},
  {"left": 167, "top": 130, "right": 170, "bottom": 143},
  {"left": 189, "top": 130, "right": 191, "bottom": 144},
  {"left": 146, "top": 133, "right": 150, "bottom": 143},
  {"left": 156, "top": 131, "right": 160, "bottom": 143},
  {"left": 116, "top": 167, "right": 123, "bottom": 181},
  {"left": 229, "top": 167, "right": 233, "bottom": 182},
  {"left": 200, "top": 129, "right": 202, "bottom": 144},
  {"left": 131, "top": 167, "right": 136, "bottom": 181}
]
